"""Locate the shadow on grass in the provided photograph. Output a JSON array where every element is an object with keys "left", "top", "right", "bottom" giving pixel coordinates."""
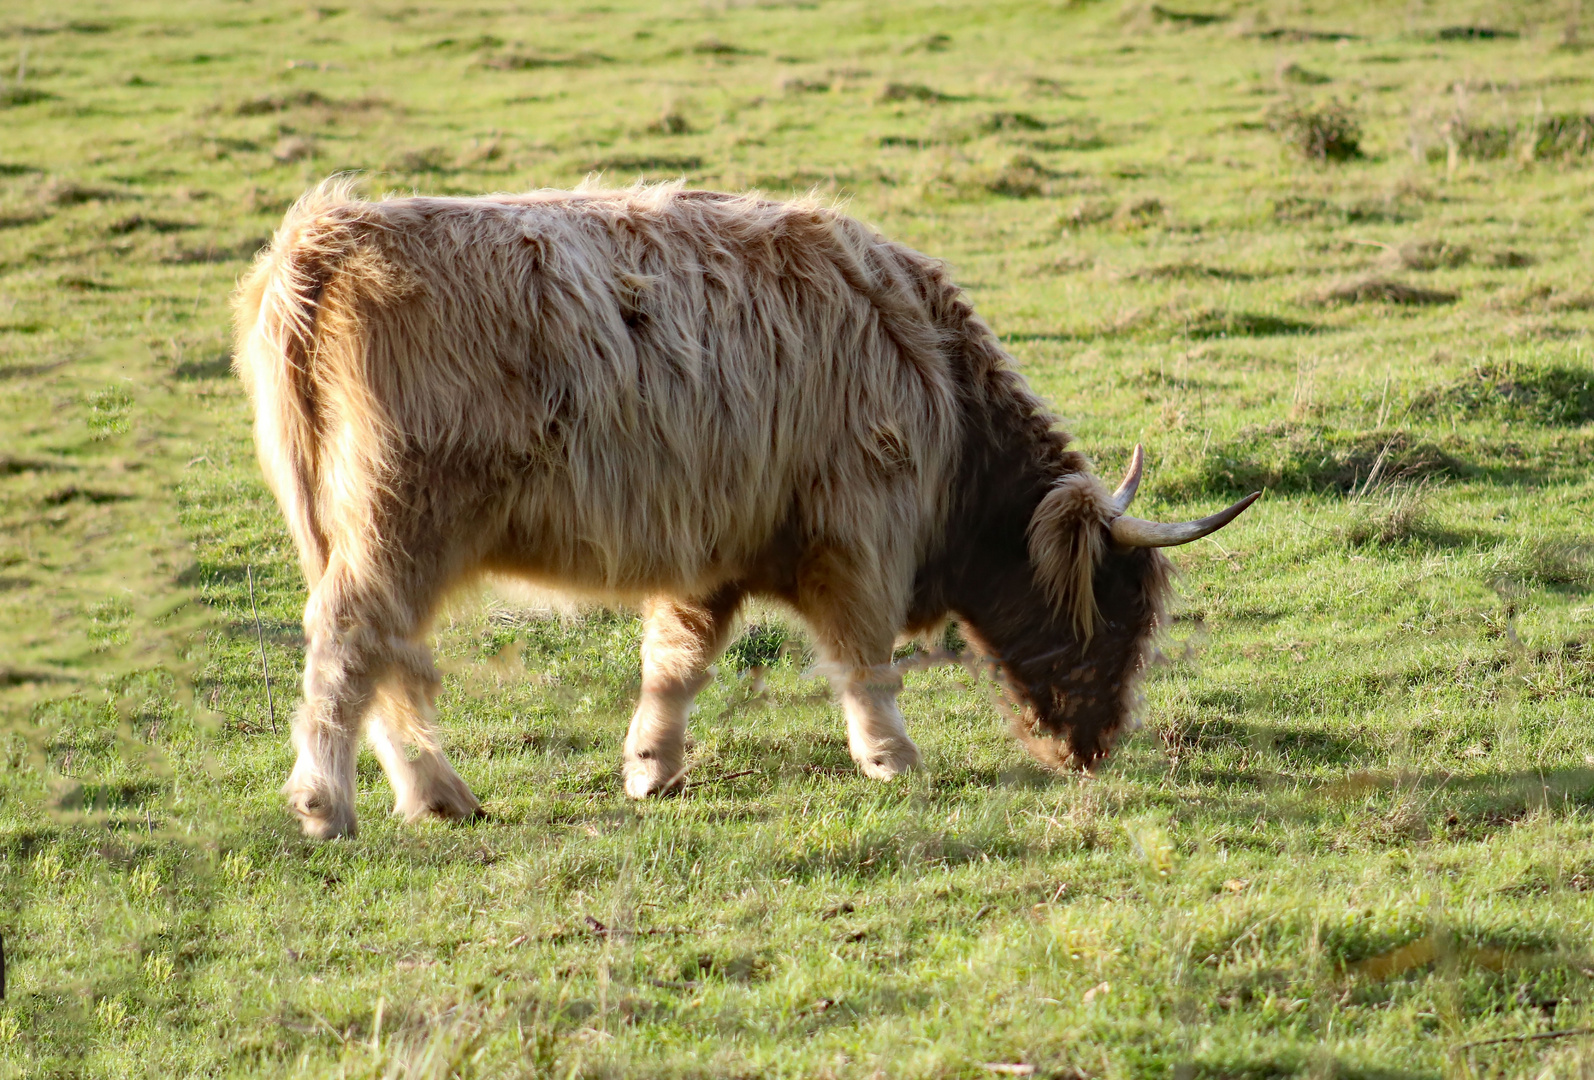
[{"left": 173, "top": 353, "right": 234, "bottom": 380}]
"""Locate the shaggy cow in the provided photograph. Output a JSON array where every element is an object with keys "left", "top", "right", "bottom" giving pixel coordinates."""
[{"left": 233, "top": 180, "right": 1257, "bottom": 839}]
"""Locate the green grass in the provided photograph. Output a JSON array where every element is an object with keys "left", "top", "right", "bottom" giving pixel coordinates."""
[{"left": 3, "top": 0, "right": 1594, "bottom": 1076}]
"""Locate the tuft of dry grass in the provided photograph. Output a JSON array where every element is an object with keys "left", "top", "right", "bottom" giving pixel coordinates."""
[
  {"left": 1317, "top": 278, "right": 1457, "bottom": 306},
  {"left": 645, "top": 107, "right": 692, "bottom": 136},
  {"left": 1277, "top": 61, "right": 1331, "bottom": 86},
  {"left": 271, "top": 135, "right": 317, "bottom": 164},
  {"left": 984, "top": 155, "right": 1063, "bottom": 198},
  {"left": 1268, "top": 98, "right": 1363, "bottom": 162},
  {"left": 479, "top": 50, "right": 610, "bottom": 70},
  {"left": 1486, "top": 283, "right": 1594, "bottom": 314},
  {"left": 38, "top": 178, "right": 135, "bottom": 205},
  {"left": 1383, "top": 239, "right": 1471, "bottom": 271},
  {"left": 1342, "top": 479, "right": 1430, "bottom": 547},
  {"left": 1112, "top": 195, "right": 1169, "bottom": 229},
  {"left": 1443, "top": 112, "right": 1594, "bottom": 163},
  {"left": 878, "top": 81, "right": 945, "bottom": 103}
]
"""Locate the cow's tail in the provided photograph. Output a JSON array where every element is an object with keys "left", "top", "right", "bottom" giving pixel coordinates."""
[{"left": 231, "top": 179, "right": 365, "bottom": 586}]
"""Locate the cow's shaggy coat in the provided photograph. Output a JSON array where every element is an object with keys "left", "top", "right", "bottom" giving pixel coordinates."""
[{"left": 234, "top": 181, "right": 1197, "bottom": 839}]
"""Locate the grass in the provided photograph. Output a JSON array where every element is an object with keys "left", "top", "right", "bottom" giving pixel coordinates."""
[{"left": 2, "top": 0, "right": 1594, "bottom": 1076}]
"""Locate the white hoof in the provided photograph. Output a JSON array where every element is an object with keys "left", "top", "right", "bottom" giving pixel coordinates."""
[
  {"left": 285, "top": 785, "right": 358, "bottom": 839},
  {"left": 623, "top": 752, "right": 685, "bottom": 798},
  {"left": 394, "top": 765, "right": 483, "bottom": 823},
  {"left": 854, "top": 739, "right": 922, "bottom": 781}
]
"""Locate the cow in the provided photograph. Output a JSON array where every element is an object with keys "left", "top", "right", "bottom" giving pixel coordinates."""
[{"left": 232, "top": 179, "right": 1258, "bottom": 839}]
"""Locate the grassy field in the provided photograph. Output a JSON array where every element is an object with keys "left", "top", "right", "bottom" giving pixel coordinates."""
[{"left": 3, "top": 0, "right": 1594, "bottom": 1075}]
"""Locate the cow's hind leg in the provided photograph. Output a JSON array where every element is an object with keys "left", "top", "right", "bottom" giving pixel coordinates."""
[
  {"left": 796, "top": 547, "right": 920, "bottom": 781},
  {"left": 366, "top": 653, "right": 482, "bottom": 824},
  {"left": 284, "top": 563, "right": 458, "bottom": 838},
  {"left": 282, "top": 621, "right": 380, "bottom": 839},
  {"left": 623, "top": 587, "right": 743, "bottom": 798}
]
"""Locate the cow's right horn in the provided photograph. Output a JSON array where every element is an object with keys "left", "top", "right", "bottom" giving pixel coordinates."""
[
  {"left": 1110, "top": 491, "right": 1262, "bottom": 548},
  {"left": 1112, "top": 444, "right": 1144, "bottom": 513}
]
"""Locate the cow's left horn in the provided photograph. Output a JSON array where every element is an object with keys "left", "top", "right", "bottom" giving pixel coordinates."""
[
  {"left": 1110, "top": 491, "right": 1262, "bottom": 548},
  {"left": 1112, "top": 444, "right": 1144, "bottom": 513}
]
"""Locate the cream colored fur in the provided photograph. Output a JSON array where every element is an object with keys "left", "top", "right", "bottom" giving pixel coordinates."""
[{"left": 234, "top": 180, "right": 1114, "bottom": 838}]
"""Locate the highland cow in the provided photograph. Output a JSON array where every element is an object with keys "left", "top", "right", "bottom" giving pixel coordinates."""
[{"left": 233, "top": 180, "right": 1258, "bottom": 839}]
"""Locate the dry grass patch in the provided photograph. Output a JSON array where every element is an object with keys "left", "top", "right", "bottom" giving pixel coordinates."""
[
  {"left": 1487, "top": 283, "right": 1594, "bottom": 315},
  {"left": 1128, "top": 262, "right": 1261, "bottom": 282},
  {"left": 583, "top": 154, "right": 703, "bottom": 176},
  {"left": 983, "top": 155, "right": 1066, "bottom": 198},
  {"left": 478, "top": 50, "right": 610, "bottom": 70},
  {"left": 39, "top": 179, "right": 136, "bottom": 206},
  {"left": 1342, "top": 476, "right": 1431, "bottom": 547},
  {"left": 1382, "top": 239, "right": 1471, "bottom": 271},
  {"left": 1165, "top": 424, "right": 1459, "bottom": 498},
  {"left": 878, "top": 82, "right": 947, "bottom": 103},
  {"left": 1443, "top": 112, "right": 1594, "bottom": 162},
  {"left": 1316, "top": 278, "right": 1457, "bottom": 306},
  {"left": 644, "top": 107, "right": 692, "bottom": 136},
  {"left": 271, "top": 135, "right": 316, "bottom": 164},
  {"left": 0, "top": 87, "right": 54, "bottom": 108}
]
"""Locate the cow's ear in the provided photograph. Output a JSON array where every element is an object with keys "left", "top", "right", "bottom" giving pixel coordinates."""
[{"left": 1025, "top": 474, "right": 1114, "bottom": 640}]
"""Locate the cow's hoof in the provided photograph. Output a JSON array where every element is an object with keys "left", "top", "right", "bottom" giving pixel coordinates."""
[
  {"left": 396, "top": 773, "right": 483, "bottom": 823},
  {"left": 623, "top": 755, "right": 685, "bottom": 798},
  {"left": 287, "top": 792, "right": 358, "bottom": 840},
  {"left": 855, "top": 741, "right": 921, "bottom": 781}
]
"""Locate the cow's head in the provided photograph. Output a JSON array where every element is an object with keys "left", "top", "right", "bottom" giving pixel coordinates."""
[{"left": 946, "top": 446, "right": 1258, "bottom": 767}]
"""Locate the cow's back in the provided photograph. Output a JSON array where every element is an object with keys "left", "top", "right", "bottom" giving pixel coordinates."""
[{"left": 295, "top": 185, "right": 964, "bottom": 596}]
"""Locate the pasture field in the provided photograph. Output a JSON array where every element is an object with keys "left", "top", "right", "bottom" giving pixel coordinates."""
[{"left": 3, "top": 0, "right": 1594, "bottom": 1075}]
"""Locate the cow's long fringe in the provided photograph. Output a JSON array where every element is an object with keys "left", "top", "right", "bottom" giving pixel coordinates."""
[{"left": 1026, "top": 475, "right": 1116, "bottom": 641}]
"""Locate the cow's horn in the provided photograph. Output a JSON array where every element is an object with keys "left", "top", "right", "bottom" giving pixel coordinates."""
[
  {"left": 1112, "top": 444, "right": 1144, "bottom": 513},
  {"left": 1110, "top": 491, "right": 1262, "bottom": 548}
]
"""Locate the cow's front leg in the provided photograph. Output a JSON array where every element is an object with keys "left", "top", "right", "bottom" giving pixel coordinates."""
[
  {"left": 840, "top": 664, "right": 920, "bottom": 780},
  {"left": 366, "top": 654, "right": 481, "bottom": 823},
  {"left": 795, "top": 544, "right": 921, "bottom": 782},
  {"left": 623, "top": 588, "right": 742, "bottom": 798}
]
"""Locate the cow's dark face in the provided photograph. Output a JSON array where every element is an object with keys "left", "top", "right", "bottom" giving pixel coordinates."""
[
  {"left": 949, "top": 538, "right": 1172, "bottom": 767},
  {"left": 916, "top": 442, "right": 1253, "bottom": 768},
  {"left": 956, "top": 544, "right": 1173, "bottom": 764}
]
